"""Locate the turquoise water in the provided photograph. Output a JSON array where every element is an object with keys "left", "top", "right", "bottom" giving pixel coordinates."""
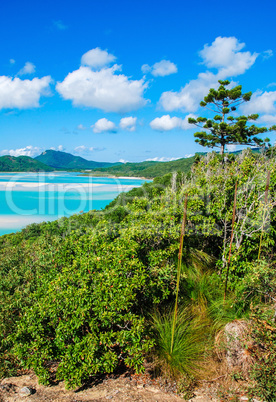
[{"left": 0, "top": 172, "right": 148, "bottom": 236}]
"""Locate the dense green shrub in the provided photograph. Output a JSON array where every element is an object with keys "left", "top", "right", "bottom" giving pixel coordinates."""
[{"left": 12, "top": 236, "right": 155, "bottom": 388}]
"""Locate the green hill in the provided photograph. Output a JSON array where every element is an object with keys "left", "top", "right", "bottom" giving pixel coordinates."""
[
  {"left": 35, "top": 150, "right": 121, "bottom": 170},
  {"left": 0, "top": 155, "right": 53, "bottom": 172},
  {"left": 91, "top": 155, "right": 197, "bottom": 178},
  {"left": 0, "top": 150, "right": 275, "bottom": 395}
]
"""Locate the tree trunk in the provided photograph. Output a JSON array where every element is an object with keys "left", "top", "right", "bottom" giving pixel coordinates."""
[{"left": 220, "top": 144, "right": 224, "bottom": 155}]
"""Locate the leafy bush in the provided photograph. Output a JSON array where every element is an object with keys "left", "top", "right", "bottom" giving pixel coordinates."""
[{"left": 12, "top": 235, "right": 154, "bottom": 388}]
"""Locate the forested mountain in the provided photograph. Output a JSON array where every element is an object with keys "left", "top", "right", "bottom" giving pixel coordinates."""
[
  {"left": 0, "top": 155, "right": 53, "bottom": 172},
  {"left": 35, "top": 150, "right": 121, "bottom": 170}
]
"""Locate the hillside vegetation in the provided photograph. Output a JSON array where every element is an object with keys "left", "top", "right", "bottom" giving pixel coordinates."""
[
  {"left": 0, "top": 149, "right": 276, "bottom": 399},
  {"left": 0, "top": 155, "right": 53, "bottom": 172},
  {"left": 35, "top": 150, "right": 121, "bottom": 170},
  {"left": 90, "top": 155, "right": 197, "bottom": 178}
]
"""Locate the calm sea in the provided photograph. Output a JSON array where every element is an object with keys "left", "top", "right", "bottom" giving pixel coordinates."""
[{"left": 0, "top": 172, "right": 148, "bottom": 236}]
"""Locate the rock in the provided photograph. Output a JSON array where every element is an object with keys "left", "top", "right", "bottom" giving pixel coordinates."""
[
  {"left": 216, "top": 320, "right": 253, "bottom": 375},
  {"left": 18, "top": 386, "right": 34, "bottom": 397}
]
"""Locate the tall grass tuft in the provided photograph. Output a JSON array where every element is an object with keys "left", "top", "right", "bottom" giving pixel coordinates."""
[
  {"left": 170, "top": 194, "right": 188, "bottom": 354},
  {"left": 152, "top": 306, "right": 209, "bottom": 377}
]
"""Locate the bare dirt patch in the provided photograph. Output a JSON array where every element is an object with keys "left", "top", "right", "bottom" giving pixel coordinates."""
[
  {"left": 0, "top": 371, "right": 255, "bottom": 401},
  {"left": 0, "top": 372, "right": 186, "bottom": 402}
]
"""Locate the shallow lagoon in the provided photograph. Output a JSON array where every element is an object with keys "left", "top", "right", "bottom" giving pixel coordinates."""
[{"left": 0, "top": 172, "right": 148, "bottom": 236}]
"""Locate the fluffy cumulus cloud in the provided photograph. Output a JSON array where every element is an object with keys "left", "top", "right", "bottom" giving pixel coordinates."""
[
  {"left": 18, "top": 62, "right": 36, "bottom": 76},
  {"left": 119, "top": 116, "right": 137, "bottom": 131},
  {"left": 241, "top": 90, "right": 276, "bottom": 125},
  {"left": 159, "top": 36, "right": 258, "bottom": 112},
  {"left": 199, "top": 36, "right": 258, "bottom": 77},
  {"left": 142, "top": 60, "right": 177, "bottom": 77},
  {"left": 0, "top": 75, "right": 51, "bottom": 110},
  {"left": 92, "top": 118, "right": 116, "bottom": 133},
  {"left": 56, "top": 62, "right": 148, "bottom": 113},
  {"left": 0, "top": 145, "right": 41, "bottom": 157},
  {"left": 238, "top": 89, "right": 276, "bottom": 125},
  {"left": 159, "top": 71, "right": 219, "bottom": 112},
  {"left": 150, "top": 114, "right": 195, "bottom": 131},
  {"left": 81, "top": 47, "right": 116, "bottom": 69},
  {"left": 241, "top": 90, "right": 276, "bottom": 115}
]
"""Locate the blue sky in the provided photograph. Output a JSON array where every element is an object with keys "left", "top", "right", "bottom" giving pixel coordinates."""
[{"left": 0, "top": 0, "right": 276, "bottom": 162}]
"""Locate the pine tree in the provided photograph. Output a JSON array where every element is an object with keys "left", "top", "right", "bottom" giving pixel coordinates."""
[{"left": 188, "top": 80, "right": 272, "bottom": 155}]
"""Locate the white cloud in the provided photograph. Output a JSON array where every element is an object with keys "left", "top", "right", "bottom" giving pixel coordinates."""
[
  {"left": 92, "top": 118, "right": 116, "bottom": 133},
  {"left": 159, "top": 36, "right": 258, "bottom": 112},
  {"left": 142, "top": 60, "right": 177, "bottom": 77},
  {"left": 74, "top": 145, "right": 96, "bottom": 154},
  {"left": 50, "top": 145, "right": 65, "bottom": 152},
  {"left": 241, "top": 90, "right": 276, "bottom": 114},
  {"left": 74, "top": 146, "right": 85, "bottom": 154},
  {"left": 77, "top": 124, "right": 87, "bottom": 130},
  {"left": 263, "top": 49, "right": 273, "bottom": 60},
  {"left": 119, "top": 159, "right": 128, "bottom": 163},
  {"left": 18, "top": 62, "right": 36, "bottom": 76},
  {"left": 81, "top": 47, "right": 116, "bottom": 69},
  {"left": 199, "top": 36, "right": 258, "bottom": 77},
  {"left": 56, "top": 65, "right": 148, "bottom": 113},
  {"left": 258, "top": 114, "right": 276, "bottom": 125},
  {"left": 10, "top": 59, "right": 15, "bottom": 65},
  {"left": 119, "top": 116, "right": 137, "bottom": 131},
  {"left": 141, "top": 64, "right": 151, "bottom": 74},
  {"left": 150, "top": 114, "right": 195, "bottom": 131},
  {"left": 0, "top": 75, "right": 51, "bottom": 110},
  {"left": 159, "top": 71, "right": 219, "bottom": 112},
  {"left": 146, "top": 156, "right": 181, "bottom": 162},
  {"left": 0, "top": 145, "right": 41, "bottom": 157}
]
